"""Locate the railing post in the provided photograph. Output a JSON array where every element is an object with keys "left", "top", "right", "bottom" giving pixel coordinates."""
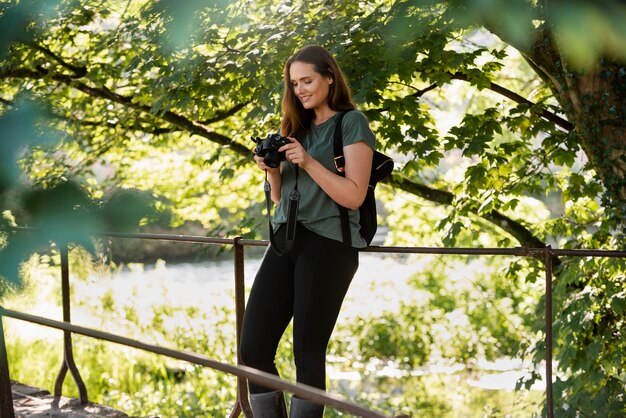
[
  {"left": 230, "top": 237, "right": 252, "bottom": 418},
  {"left": 544, "top": 246, "right": 554, "bottom": 418},
  {"left": 53, "top": 244, "right": 88, "bottom": 404},
  {"left": 0, "top": 309, "right": 15, "bottom": 418}
]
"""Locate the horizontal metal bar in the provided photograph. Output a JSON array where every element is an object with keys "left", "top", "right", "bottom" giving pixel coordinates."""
[
  {"left": 362, "top": 246, "right": 533, "bottom": 256},
  {"left": 550, "top": 248, "right": 626, "bottom": 257},
  {"left": 5, "top": 227, "right": 626, "bottom": 258},
  {"left": 364, "top": 246, "right": 626, "bottom": 257},
  {"left": 6, "top": 227, "right": 241, "bottom": 246},
  {"left": 101, "top": 232, "right": 236, "bottom": 245},
  {"left": 0, "top": 307, "right": 389, "bottom": 418}
]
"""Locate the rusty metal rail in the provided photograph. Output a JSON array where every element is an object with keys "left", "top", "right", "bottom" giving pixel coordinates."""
[
  {"left": 1, "top": 230, "right": 625, "bottom": 418},
  {"left": 0, "top": 307, "right": 387, "bottom": 418}
]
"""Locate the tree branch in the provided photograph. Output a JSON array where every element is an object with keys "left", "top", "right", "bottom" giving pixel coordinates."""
[
  {"left": 1, "top": 66, "right": 251, "bottom": 156},
  {"left": 377, "top": 75, "right": 572, "bottom": 132},
  {"left": 481, "top": 18, "right": 571, "bottom": 120},
  {"left": 28, "top": 43, "right": 248, "bottom": 126},
  {"left": 412, "top": 83, "right": 439, "bottom": 98},
  {"left": 448, "top": 72, "right": 573, "bottom": 131},
  {"left": 27, "top": 43, "right": 87, "bottom": 78},
  {"left": 384, "top": 175, "right": 548, "bottom": 250},
  {"left": 522, "top": 24, "right": 569, "bottom": 97},
  {"left": 50, "top": 111, "right": 177, "bottom": 135},
  {"left": 199, "top": 102, "right": 250, "bottom": 125},
  {"left": 372, "top": 82, "right": 438, "bottom": 112}
]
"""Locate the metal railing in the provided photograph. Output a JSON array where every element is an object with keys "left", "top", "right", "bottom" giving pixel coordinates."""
[{"left": 1, "top": 230, "right": 625, "bottom": 418}]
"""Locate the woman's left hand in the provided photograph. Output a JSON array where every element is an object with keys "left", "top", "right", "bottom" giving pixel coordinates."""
[{"left": 279, "top": 137, "right": 311, "bottom": 168}]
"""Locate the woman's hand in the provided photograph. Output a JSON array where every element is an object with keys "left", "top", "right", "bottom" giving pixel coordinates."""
[
  {"left": 294, "top": 141, "right": 373, "bottom": 210},
  {"left": 279, "top": 137, "right": 311, "bottom": 168},
  {"left": 254, "top": 154, "right": 280, "bottom": 174}
]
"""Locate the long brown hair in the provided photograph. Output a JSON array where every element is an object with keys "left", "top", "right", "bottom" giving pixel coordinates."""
[{"left": 281, "top": 45, "right": 355, "bottom": 137}]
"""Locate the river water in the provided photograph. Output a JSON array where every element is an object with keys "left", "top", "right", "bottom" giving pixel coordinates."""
[{"left": 10, "top": 252, "right": 424, "bottom": 340}]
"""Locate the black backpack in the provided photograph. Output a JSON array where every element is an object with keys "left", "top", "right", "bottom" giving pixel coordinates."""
[{"left": 333, "top": 110, "right": 394, "bottom": 246}]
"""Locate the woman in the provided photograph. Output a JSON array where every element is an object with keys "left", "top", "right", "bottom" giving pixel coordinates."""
[{"left": 240, "top": 45, "right": 375, "bottom": 418}]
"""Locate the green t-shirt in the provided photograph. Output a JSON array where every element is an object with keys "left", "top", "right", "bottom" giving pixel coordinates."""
[{"left": 273, "top": 110, "right": 376, "bottom": 248}]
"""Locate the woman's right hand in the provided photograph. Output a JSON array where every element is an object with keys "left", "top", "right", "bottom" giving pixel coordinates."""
[{"left": 254, "top": 154, "right": 280, "bottom": 174}]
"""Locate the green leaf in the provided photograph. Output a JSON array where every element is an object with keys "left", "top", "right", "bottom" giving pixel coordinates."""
[
  {"left": 502, "top": 198, "right": 519, "bottom": 211},
  {"left": 610, "top": 292, "right": 626, "bottom": 314}
]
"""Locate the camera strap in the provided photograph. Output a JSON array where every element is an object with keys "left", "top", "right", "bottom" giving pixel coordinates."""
[{"left": 264, "top": 165, "right": 300, "bottom": 256}]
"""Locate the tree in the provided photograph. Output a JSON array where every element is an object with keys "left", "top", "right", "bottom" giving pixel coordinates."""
[{"left": 1, "top": 0, "right": 624, "bottom": 416}]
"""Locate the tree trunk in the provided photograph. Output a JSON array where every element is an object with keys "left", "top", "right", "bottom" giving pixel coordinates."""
[{"left": 526, "top": 28, "right": 626, "bottom": 224}]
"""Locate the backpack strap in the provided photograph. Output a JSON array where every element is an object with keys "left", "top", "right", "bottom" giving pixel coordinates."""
[{"left": 332, "top": 110, "right": 354, "bottom": 246}]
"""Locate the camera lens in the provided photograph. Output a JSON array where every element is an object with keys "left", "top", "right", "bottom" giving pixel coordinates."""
[{"left": 263, "top": 153, "right": 281, "bottom": 168}]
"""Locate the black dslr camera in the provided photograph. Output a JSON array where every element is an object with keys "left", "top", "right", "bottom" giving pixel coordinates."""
[{"left": 251, "top": 133, "right": 291, "bottom": 168}]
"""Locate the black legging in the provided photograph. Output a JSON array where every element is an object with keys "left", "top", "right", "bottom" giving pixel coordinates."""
[{"left": 240, "top": 222, "right": 358, "bottom": 394}]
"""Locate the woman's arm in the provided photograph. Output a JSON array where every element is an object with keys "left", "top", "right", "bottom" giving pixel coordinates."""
[{"left": 281, "top": 139, "right": 373, "bottom": 210}]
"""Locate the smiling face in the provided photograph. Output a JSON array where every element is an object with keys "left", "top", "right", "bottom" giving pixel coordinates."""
[{"left": 289, "top": 61, "right": 333, "bottom": 112}]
